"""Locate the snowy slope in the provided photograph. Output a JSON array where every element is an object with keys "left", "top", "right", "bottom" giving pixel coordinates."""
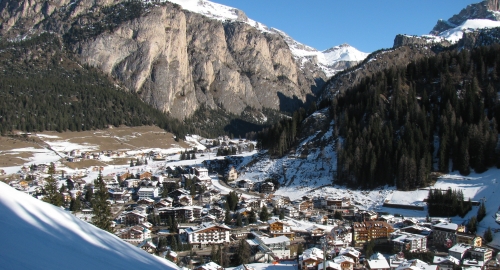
[
  {"left": 437, "top": 18, "right": 500, "bottom": 43},
  {"left": 0, "top": 182, "right": 179, "bottom": 270},
  {"left": 164, "top": 0, "right": 369, "bottom": 77},
  {"left": 164, "top": 0, "right": 270, "bottom": 32}
]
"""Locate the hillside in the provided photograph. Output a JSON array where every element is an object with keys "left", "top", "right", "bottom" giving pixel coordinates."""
[
  {"left": 0, "top": 182, "right": 179, "bottom": 270},
  {"left": 0, "top": 33, "right": 189, "bottom": 136}
]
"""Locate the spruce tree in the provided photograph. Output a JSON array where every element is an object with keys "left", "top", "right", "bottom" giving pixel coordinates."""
[
  {"left": 92, "top": 172, "right": 113, "bottom": 233},
  {"left": 42, "top": 174, "right": 63, "bottom": 207},
  {"left": 236, "top": 213, "right": 242, "bottom": 227},
  {"left": 85, "top": 186, "right": 94, "bottom": 205},
  {"left": 224, "top": 209, "right": 232, "bottom": 225},
  {"left": 477, "top": 201, "right": 487, "bottom": 222},
  {"left": 233, "top": 239, "right": 251, "bottom": 265},
  {"left": 484, "top": 227, "right": 493, "bottom": 243},
  {"left": 279, "top": 210, "right": 285, "bottom": 220},
  {"left": 259, "top": 205, "right": 269, "bottom": 221},
  {"left": 210, "top": 245, "right": 218, "bottom": 263},
  {"left": 69, "top": 197, "right": 81, "bottom": 212},
  {"left": 467, "top": 216, "right": 478, "bottom": 234},
  {"left": 248, "top": 210, "right": 257, "bottom": 224}
]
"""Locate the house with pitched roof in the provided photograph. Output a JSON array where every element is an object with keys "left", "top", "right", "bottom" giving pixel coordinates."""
[
  {"left": 300, "top": 247, "right": 324, "bottom": 270},
  {"left": 181, "top": 223, "right": 231, "bottom": 248}
]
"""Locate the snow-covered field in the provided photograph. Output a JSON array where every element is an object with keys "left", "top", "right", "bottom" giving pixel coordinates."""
[{"left": 0, "top": 182, "right": 179, "bottom": 270}]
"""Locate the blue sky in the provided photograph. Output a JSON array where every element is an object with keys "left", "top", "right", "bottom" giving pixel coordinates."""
[{"left": 214, "top": 0, "right": 479, "bottom": 53}]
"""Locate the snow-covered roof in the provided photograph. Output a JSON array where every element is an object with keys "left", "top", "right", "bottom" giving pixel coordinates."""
[
  {"left": 197, "top": 261, "right": 223, "bottom": 270},
  {"left": 260, "top": 235, "right": 290, "bottom": 245},
  {"left": 318, "top": 261, "right": 340, "bottom": 270},
  {"left": 432, "top": 222, "right": 459, "bottom": 231},
  {"left": 367, "top": 259, "right": 390, "bottom": 269},
  {"left": 395, "top": 259, "right": 436, "bottom": 270},
  {"left": 302, "top": 247, "right": 324, "bottom": 261},
  {"left": 449, "top": 243, "right": 472, "bottom": 254},
  {"left": 227, "top": 263, "right": 297, "bottom": 270},
  {"left": 185, "top": 222, "right": 231, "bottom": 234},
  {"left": 433, "top": 256, "right": 460, "bottom": 265}
]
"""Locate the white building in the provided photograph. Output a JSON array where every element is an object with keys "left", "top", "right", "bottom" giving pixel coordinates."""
[
  {"left": 182, "top": 223, "right": 231, "bottom": 247},
  {"left": 391, "top": 231, "right": 427, "bottom": 252},
  {"left": 252, "top": 234, "right": 291, "bottom": 260},
  {"left": 138, "top": 187, "right": 159, "bottom": 200}
]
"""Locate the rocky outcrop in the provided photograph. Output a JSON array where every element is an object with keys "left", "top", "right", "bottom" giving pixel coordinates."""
[
  {"left": 0, "top": 0, "right": 325, "bottom": 119},
  {"left": 430, "top": 0, "right": 500, "bottom": 35},
  {"left": 457, "top": 27, "right": 500, "bottom": 49},
  {"left": 393, "top": 34, "right": 452, "bottom": 48}
]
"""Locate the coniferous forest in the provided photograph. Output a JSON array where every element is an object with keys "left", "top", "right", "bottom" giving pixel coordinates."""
[
  {"left": 257, "top": 44, "right": 500, "bottom": 191},
  {"left": 332, "top": 45, "right": 500, "bottom": 190},
  {"left": 0, "top": 33, "right": 189, "bottom": 137},
  {"left": 427, "top": 188, "right": 472, "bottom": 217}
]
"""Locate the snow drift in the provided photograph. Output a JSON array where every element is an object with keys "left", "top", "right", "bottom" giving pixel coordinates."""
[{"left": 0, "top": 182, "right": 179, "bottom": 270}]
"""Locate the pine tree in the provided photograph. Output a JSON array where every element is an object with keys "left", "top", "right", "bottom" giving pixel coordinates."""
[
  {"left": 484, "top": 227, "right": 493, "bottom": 243},
  {"left": 224, "top": 210, "right": 232, "bottom": 225},
  {"left": 85, "top": 185, "right": 94, "bottom": 202},
  {"left": 42, "top": 174, "right": 63, "bottom": 207},
  {"left": 259, "top": 205, "right": 269, "bottom": 222},
  {"left": 92, "top": 172, "right": 113, "bottom": 233},
  {"left": 236, "top": 213, "right": 242, "bottom": 227},
  {"left": 69, "top": 197, "right": 81, "bottom": 212},
  {"left": 279, "top": 210, "right": 285, "bottom": 220},
  {"left": 477, "top": 201, "right": 487, "bottom": 222},
  {"left": 248, "top": 210, "right": 257, "bottom": 224},
  {"left": 233, "top": 239, "right": 251, "bottom": 265},
  {"left": 467, "top": 216, "right": 478, "bottom": 234}
]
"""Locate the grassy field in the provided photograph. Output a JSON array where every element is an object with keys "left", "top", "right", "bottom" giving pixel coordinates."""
[{"left": 0, "top": 126, "right": 190, "bottom": 168}]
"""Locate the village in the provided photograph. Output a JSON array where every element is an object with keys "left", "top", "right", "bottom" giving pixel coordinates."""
[{"left": 3, "top": 134, "right": 500, "bottom": 270}]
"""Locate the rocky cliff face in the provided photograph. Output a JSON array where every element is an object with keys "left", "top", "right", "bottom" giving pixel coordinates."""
[
  {"left": 430, "top": 0, "right": 500, "bottom": 35},
  {"left": 0, "top": 0, "right": 325, "bottom": 119},
  {"left": 393, "top": 34, "right": 452, "bottom": 48}
]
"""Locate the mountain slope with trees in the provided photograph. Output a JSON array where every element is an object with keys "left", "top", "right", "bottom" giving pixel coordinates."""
[
  {"left": 332, "top": 45, "right": 500, "bottom": 189},
  {"left": 257, "top": 44, "right": 500, "bottom": 191},
  {"left": 0, "top": 33, "right": 189, "bottom": 136}
]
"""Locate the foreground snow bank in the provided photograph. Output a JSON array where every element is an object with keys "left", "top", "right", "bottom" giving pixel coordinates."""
[{"left": 0, "top": 182, "right": 179, "bottom": 270}]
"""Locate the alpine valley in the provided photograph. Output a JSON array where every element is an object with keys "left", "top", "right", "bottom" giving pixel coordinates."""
[{"left": 4, "top": 0, "right": 500, "bottom": 269}]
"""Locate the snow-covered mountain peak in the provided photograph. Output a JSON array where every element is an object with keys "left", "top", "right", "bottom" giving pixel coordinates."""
[
  {"left": 164, "top": 0, "right": 271, "bottom": 32},
  {"left": 321, "top": 44, "right": 370, "bottom": 63},
  {"left": 270, "top": 28, "right": 369, "bottom": 77},
  {"left": 437, "top": 18, "right": 500, "bottom": 43},
  {"left": 164, "top": 0, "right": 369, "bottom": 78},
  {"left": 428, "top": 0, "right": 500, "bottom": 42}
]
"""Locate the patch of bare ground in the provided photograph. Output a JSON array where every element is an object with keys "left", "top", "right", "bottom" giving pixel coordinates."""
[
  {"left": 0, "top": 136, "right": 44, "bottom": 151},
  {"left": 0, "top": 136, "right": 45, "bottom": 167},
  {"left": 63, "top": 160, "right": 109, "bottom": 170},
  {"left": 1, "top": 126, "right": 191, "bottom": 168},
  {"left": 38, "top": 126, "right": 190, "bottom": 151}
]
